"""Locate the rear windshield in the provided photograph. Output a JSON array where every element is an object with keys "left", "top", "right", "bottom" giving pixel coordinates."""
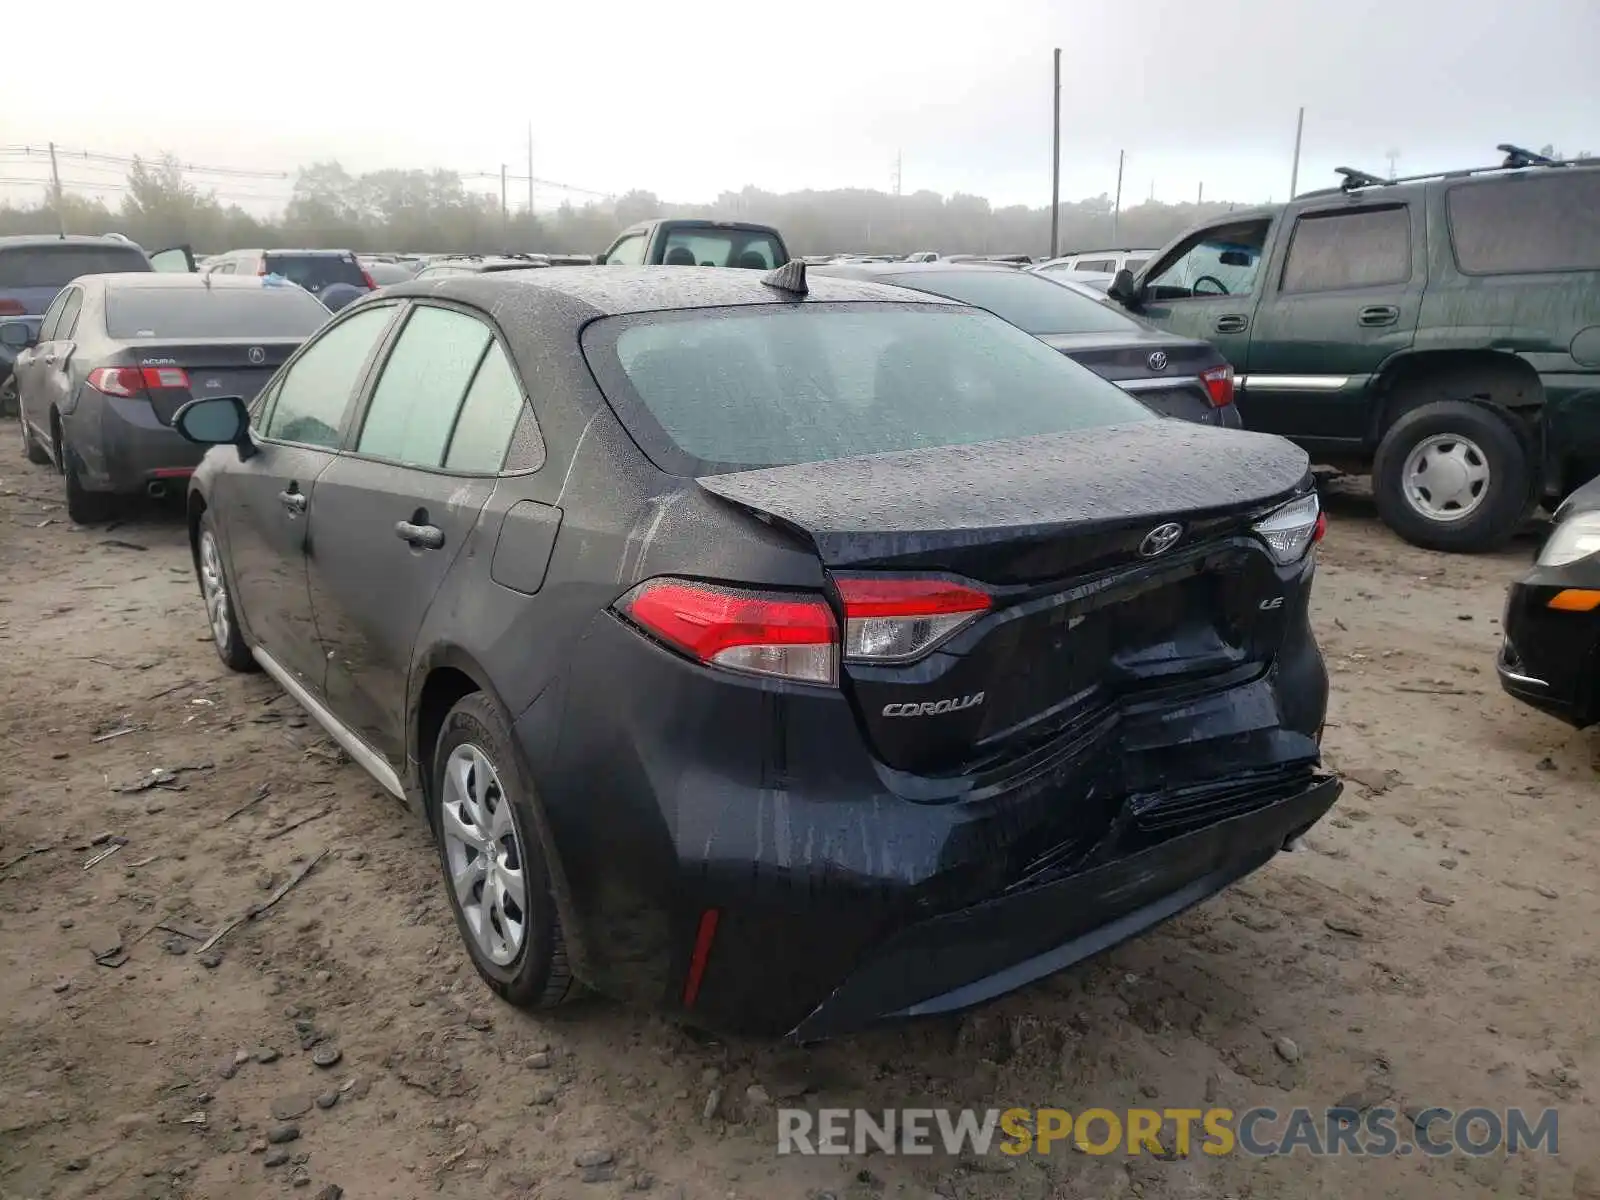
[
  {"left": 0, "top": 244, "right": 149, "bottom": 288},
  {"left": 660, "top": 229, "right": 784, "bottom": 269},
  {"left": 106, "top": 287, "right": 331, "bottom": 339},
  {"left": 880, "top": 270, "right": 1139, "bottom": 336},
  {"left": 582, "top": 303, "right": 1155, "bottom": 475},
  {"left": 264, "top": 252, "right": 366, "bottom": 291}
]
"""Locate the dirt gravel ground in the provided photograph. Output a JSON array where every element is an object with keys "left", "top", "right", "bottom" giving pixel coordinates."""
[{"left": 1, "top": 435, "right": 1597, "bottom": 1200}]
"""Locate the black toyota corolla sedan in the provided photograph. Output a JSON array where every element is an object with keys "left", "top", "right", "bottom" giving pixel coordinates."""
[
  {"left": 173, "top": 262, "right": 1337, "bottom": 1039},
  {"left": 1498, "top": 474, "right": 1600, "bottom": 725}
]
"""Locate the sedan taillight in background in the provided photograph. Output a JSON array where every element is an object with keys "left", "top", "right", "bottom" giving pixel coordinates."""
[
  {"left": 1201, "top": 364, "right": 1235, "bottom": 408},
  {"left": 0, "top": 299, "right": 25, "bottom": 316},
  {"left": 87, "top": 366, "right": 192, "bottom": 397}
]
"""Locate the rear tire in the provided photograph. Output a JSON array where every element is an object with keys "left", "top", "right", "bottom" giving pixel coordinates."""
[
  {"left": 62, "top": 439, "right": 118, "bottom": 525},
  {"left": 1373, "top": 400, "right": 1530, "bottom": 552},
  {"left": 432, "top": 692, "right": 576, "bottom": 1010}
]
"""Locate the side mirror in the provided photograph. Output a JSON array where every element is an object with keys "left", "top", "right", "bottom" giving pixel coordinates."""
[
  {"left": 173, "top": 395, "right": 254, "bottom": 459},
  {"left": 0, "top": 321, "right": 35, "bottom": 350},
  {"left": 1108, "top": 267, "right": 1140, "bottom": 307}
]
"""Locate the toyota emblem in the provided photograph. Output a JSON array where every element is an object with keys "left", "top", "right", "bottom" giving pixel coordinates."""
[
  {"left": 247, "top": 346, "right": 266, "bottom": 365},
  {"left": 1138, "top": 522, "right": 1183, "bottom": 557},
  {"left": 1147, "top": 350, "right": 1169, "bottom": 372}
]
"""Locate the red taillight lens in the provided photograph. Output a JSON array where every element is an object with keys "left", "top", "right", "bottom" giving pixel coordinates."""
[
  {"left": 0, "top": 299, "right": 25, "bottom": 316},
  {"left": 835, "top": 577, "right": 991, "bottom": 664},
  {"left": 615, "top": 577, "right": 838, "bottom": 685},
  {"left": 359, "top": 268, "right": 379, "bottom": 290},
  {"left": 86, "top": 366, "right": 190, "bottom": 397},
  {"left": 257, "top": 260, "right": 270, "bottom": 276},
  {"left": 1201, "top": 363, "right": 1235, "bottom": 408},
  {"left": 87, "top": 367, "right": 147, "bottom": 397},
  {"left": 1313, "top": 512, "right": 1328, "bottom": 544}
]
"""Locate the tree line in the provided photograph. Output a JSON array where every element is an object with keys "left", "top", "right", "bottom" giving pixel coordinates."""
[{"left": 0, "top": 153, "right": 1261, "bottom": 258}]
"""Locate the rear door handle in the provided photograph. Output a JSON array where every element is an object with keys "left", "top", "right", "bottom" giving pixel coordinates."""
[
  {"left": 396, "top": 520, "right": 445, "bottom": 551},
  {"left": 1359, "top": 304, "right": 1400, "bottom": 327},
  {"left": 1214, "top": 314, "right": 1249, "bottom": 334},
  {"left": 278, "top": 488, "right": 307, "bottom": 515}
]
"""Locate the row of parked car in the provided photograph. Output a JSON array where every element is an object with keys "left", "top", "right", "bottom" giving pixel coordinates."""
[{"left": 3, "top": 148, "right": 1597, "bottom": 1040}]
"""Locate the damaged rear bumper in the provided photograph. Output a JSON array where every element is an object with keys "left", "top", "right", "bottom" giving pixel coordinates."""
[{"left": 789, "top": 769, "right": 1339, "bottom": 1041}]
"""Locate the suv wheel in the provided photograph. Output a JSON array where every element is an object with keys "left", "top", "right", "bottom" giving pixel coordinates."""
[
  {"left": 1373, "top": 400, "right": 1531, "bottom": 552},
  {"left": 196, "top": 514, "right": 257, "bottom": 672},
  {"left": 62, "top": 439, "right": 118, "bottom": 524},
  {"left": 432, "top": 692, "right": 576, "bottom": 1010}
]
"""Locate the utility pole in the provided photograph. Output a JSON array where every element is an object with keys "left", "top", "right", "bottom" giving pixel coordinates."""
[
  {"left": 1386, "top": 148, "right": 1400, "bottom": 179},
  {"left": 892, "top": 150, "right": 903, "bottom": 247},
  {"left": 48, "top": 141, "right": 66, "bottom": 237},
  {"left": 1049, "top": 48, "right": 1061, "bottom": 258},
  {"left": 1148, "top": 179, "right": 1154, "bottom": 202},
  {"left": 1112, "top": 149, "right": 1124, "bottom": 243},
  {"left": 500, "top": 164, "right": 508, "bottom": 223},
  {"left": 526, "top": 123, "right": 535, "bottom": 216},
  {"left": 1288, "top": 106, "right": 1305, "bottom": 199},
  {"left": 1198, "top": 181, "right": 1204, "bottom": 205}
]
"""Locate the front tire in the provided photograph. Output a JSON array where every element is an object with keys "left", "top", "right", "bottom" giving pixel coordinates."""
[
  {"left": 432, "top": 692, "right": 575, "bottom": 1009},
  {"left": 196, "top": 513, "right": 256, "bottom": 673},
  {"left": 16, "top": 391, "right": 49, "bottom": 466},
  {"left": 1373, "top": 400, "right": 1531, "bottom": 552}
]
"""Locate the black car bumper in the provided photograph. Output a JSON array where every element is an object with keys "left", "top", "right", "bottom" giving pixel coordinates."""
[
  {"left": 1498, "top": 568, "right": 1600, "bottom": 727},
  {"left": 791, "top": 769, "right": 1337, "bottom": 1039},
  {"left": 67, "top": 392, "right": 206, "bottom": 494},
  {"left": 513, "top": 563, "right": 1333, "bottom": 1038}
]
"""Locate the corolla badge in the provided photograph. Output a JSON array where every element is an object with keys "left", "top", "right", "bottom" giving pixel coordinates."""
[
  {"left": 1138, "top": 522, "right": 1183, "bottom": 557},
  {"left": 1147, "top": 350, "right": 1169, "bottom": 371},
  {"left": 882, "top": 692, "right": 985, "bottom": 718},
  {"left": 247, "top": 346, "right": 266, "bottom": 364}
]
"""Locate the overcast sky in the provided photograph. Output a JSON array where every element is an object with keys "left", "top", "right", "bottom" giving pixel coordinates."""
[{"left": 3, "top": 0, "right": 1597, "bottom": 214}]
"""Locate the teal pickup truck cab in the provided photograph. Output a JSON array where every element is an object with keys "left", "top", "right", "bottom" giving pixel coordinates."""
[{"left": 1110, "top": 147, "right": 1600, "bottom": 552}]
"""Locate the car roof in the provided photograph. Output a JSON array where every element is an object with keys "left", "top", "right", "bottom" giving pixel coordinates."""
[
  {"left": 0, "top": 234, "right": 146, "bottom": 250},
  {"left": 215, "top": 248, "right": 356, "bottom": 257},
  {"left": 382, "top": 264, "right": 954, "bottom": 319},
  {"left": 89, "top": 272, "right": 307, "bottom": 291},
  {"left": 811, "top": 261, "right": 1026, "bottom": 280}
]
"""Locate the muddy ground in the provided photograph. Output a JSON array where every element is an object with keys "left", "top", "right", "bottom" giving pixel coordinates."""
[{"left": 1, "top": 434, "right": 1596, "bottom": 1200}]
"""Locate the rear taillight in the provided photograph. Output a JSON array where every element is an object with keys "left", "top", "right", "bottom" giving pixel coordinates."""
[
  {"left": 1201, "top": 363, "right": 1235, "bottom": 408},
  {"left": 615, "top": 577, "right": 838, "bottom": 685},
  {"left": 359, "top": 267, "right": 379, "bottom": 290},
  {"left": 1252, "top": 492, "right": 1323, "bottom": 564},
  {"left": 835, "top": 577, "right": 991, "bottom": 664},
  {"left": 0, "top": 299, "right": 25, "bottom": 316},
  {"left": 257, "top": 260, "right": 270, "bottom": 276},
  {"left": 86, "top": 366, "right": 191, "bottom": 397}
]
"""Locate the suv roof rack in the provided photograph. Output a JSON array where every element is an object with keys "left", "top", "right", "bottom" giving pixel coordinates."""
[{"left": 1303, "top": 143, "right": 1592, "bottom": 198}]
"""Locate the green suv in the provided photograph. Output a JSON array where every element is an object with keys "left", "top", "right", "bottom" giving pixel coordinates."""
[{"left": 1109, "top": 147, "right": 1600, "bottom": 552}]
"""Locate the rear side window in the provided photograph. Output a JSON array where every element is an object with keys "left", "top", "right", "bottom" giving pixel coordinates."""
[
  {"left": 106, "top": 287, "right": 329, "bottom": 338},
  {"left": 265, "top": 305, "right": 395, "bottom": 448},
  {"left": 1125, "top": 258, "right": 1148, "bottom": 273},
  {"left": 444, "top": 341, "right": 534, "bottom": 472},
  {"left": 264, "top": 253, "right": 365, "bottom": 291},
  {"left": 604, "top": 235, "right": 646, "bottom": 265},
  {"left": 1280, "top": 207, "right": 1410, "bottom": 293},
  {"left": 0, "top": 245, "right": 148, "bottom": 288},
  {"left": 56, "top": 289, "right": 84, "bottom": 339},
  {"left": 661, "top": 230, "right": 781, "bottom": 269},
  {"left": 357, "top": 306, "right": 492, "bottom": 467},
  {"left": 1448, "top": 171, "right": 1600, "bottom": 274},
  {"left": 584, "top": 303, "right": 1155, "bottom": 474},
  {"left": 1075, "top": 259, "right": 1115, "bottom": 272}
]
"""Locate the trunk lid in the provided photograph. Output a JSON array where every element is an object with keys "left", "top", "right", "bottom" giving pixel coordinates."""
[
  {"left": 117, "top": 338, "right": 301, "bottom": 424},
  {"left": 697, "top": 421, "right": 1311, "bottom": 774}
]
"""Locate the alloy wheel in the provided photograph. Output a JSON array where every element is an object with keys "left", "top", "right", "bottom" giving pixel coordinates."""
[
  {"left": 198, "top": 530, "right": 231, "bottom": 652},
  {"left": 1401, "top": 433, "right": 1490, "bottom": 523}
]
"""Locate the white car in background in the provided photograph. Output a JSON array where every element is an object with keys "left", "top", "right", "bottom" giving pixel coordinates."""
[{"left": 1032, "top": 248, "right": 1156, "bottom": 278}]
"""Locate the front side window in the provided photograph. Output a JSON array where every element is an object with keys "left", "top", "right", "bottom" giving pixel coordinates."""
[
  {"left": 1448, "top": 171, "right": 1600, "bottom": 275},
  {"left": 1146, "top": 220, "right": 1271, "bottom": 298},
  {"left": 1280, "top": 207, "right": 1410, "bottom": 293},
  {"left": 37, "top": 289, "right": 71, "bottom": 341},
  {"left": 357, "top": 306, "right": 492, "bottom": 467},
  {"left": 584, "top": 303, "right": 1154, "bottom": 475},
  {"left": 604, "top": 234, "right": 646, "bottom": 265},
  {"left": 264, "top": 305, "right": 395, "bottom": 448}
]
